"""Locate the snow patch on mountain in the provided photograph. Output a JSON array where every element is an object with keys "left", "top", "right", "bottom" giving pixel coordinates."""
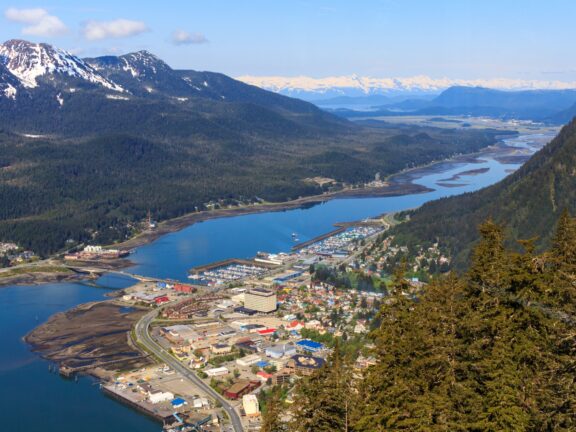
[
  {"left": 3, "top": 83, "right": 17, "bottom": 99},
  {"left": 0, "top": 39, "right": 123, "bottom": 91}
]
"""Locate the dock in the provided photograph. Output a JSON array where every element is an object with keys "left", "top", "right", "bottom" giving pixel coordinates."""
[
  {"left": 189, "top": 257, "right": 276, "bottom": 275},
  {"left": 101, "top": 384, "right": 172, "bottom": 424},
  {"left": 291, "top": 226, "right": 346, "bottom": 251}
]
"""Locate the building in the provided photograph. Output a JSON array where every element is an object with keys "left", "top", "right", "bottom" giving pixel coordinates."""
[
  {"left": 273, "top": 369, "right": 293, "bottom": 385},
  {"left": 205, "top": 367, "right": 229, "bottom": 377},
  {"left": 265, "top": 343, "right": 297, "bottom": 359},
  {"left": 287, "top": 355, "right": 325, "bottom": 376},
  {"left": 211, "top": 343, "right": 232, "bottom": 355},
  {"left": 296, "top": 339, "right": 324, "bottom": 353},
  {"left": 242, "top": 394, "right": 260, "bottom": 417},
  {"left": 149, "top": 390, "right": 174, "bottom": 404},
  {"left": 174, "top": 283, "right": 195, "bottom": 294},
  {"left": 244, "top": 288, "right": 277, "bottom": 313},
  {"left": 236, "top": 354, "right": 261, "bottom": 367},
  {"left": 223, "top": 380, "right": 261, "bottom": 400}
]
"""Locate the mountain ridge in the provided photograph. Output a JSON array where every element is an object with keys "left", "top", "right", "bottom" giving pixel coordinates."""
[
  {"left": 237, "top": 74, "right": 576, "bottom": 100},
  {"left": 392, "top": 117, "right": 576, "bottom": 268}
]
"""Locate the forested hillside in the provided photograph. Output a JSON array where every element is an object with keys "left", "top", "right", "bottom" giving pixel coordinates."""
[
  {"left": 264, "top": 218, "right": 576, "bottom": 431},
  {"left": 0, "top": 40, "right": 506, "bottom": 256},
  {"left": 392, "top": 117, "right": 576, "bottom": 268}
]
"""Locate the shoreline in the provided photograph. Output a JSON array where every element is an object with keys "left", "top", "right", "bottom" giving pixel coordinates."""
[
  {"left": 3, "top": 127, "right": 554, "bottom": 287},
  {"left": 112, "top": 181, "right": 431, "bottom": 251}
]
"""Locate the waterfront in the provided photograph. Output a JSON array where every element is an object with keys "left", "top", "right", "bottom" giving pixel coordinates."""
[{"left": 0, "top": 127, "right": 557, "bottom": 431}]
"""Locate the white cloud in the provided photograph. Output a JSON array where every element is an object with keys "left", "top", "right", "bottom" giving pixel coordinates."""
[
  {"left": 171, "top": 30, "right": 208, "bottom": 45},
  {"left": 4, "top": 7, "right": 67, "bottom": 36},
  {"left": 82, "top": 19, "right": 148, "bottom": 41}
]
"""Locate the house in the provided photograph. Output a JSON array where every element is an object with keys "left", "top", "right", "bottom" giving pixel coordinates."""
[{"left": 256, "top": 371, "right": 273, "bottom": 382}]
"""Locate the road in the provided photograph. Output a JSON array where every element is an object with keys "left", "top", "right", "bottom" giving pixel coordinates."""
[{"left": 134, "top": 309, "right": 244, "bottom": 432}]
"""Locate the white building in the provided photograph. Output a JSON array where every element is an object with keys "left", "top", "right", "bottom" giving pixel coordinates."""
[
  {"left": 148, "top": 390, "right": 174, "bottom": 404},
  {"left": 205, "top": 367, "right": 229, "bottom": 377},
  {"left": 242, "top": 394, "right": 260, "bottom": 417},
  {"left": 244, "top": 288, "right": 277, "bottom": 313}
]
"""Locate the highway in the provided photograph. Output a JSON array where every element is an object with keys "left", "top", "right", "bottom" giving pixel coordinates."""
[{"left": 134, "top": 309, "right": 244, "bottom": 432}]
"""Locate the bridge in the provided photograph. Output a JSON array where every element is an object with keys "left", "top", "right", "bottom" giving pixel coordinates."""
[{"left": 66, "top": 265, "right": 169, "bottom": 284}]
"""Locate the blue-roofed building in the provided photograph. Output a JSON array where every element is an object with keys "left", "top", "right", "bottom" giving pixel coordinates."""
[
  {"left": 171, "top": 398, "right": 186, "bottom": 408},
  {"left": 296, "top": 339, "right": 324, "bottom": 353},
  {"left": 256, "top": 360, "right": 269, "bottom": 368}
]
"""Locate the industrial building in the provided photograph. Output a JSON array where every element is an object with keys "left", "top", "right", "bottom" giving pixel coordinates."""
[{"left": 244, "top": 288, "right": 277, "bottom": 313}]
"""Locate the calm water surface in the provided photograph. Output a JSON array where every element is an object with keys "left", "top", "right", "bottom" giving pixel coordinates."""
[{"left": 0, "top": 130, "right": 555, "bottom": 431}]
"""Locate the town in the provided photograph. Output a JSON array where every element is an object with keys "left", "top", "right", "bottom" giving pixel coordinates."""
[{"left": 85, "top": 219, "right": 414, "bottom": 431}]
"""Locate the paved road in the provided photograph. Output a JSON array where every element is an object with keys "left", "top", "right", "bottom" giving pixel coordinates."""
[{"left": 135, "top": 309, "right": 244, "bottom": 432}]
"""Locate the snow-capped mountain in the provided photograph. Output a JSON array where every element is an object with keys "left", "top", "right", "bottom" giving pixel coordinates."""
[
  {"left": 236, "top": 74, "right": 576, "bottom": 100},
  {"left": 0, "top": 39, "right": 122, "bottom": 92},
  {"left": 85, "top": 50, "right": 201, "bottom": 97}
]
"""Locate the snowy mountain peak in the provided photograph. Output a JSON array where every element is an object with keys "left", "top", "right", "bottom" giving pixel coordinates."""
[
  {"left": 119, "top": 50, "right": 171, "bottom": 77},
  {"left": 0, "top": 39, "right": 123, "bottom": 91},
  {"left": 236, "top": 74, "right": 576, "bottom": 100}
]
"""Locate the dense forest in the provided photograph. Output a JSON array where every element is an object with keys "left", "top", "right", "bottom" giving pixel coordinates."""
[
  {"left": 392, "top": 116, "right": 576, "bottom": 269},
  {"left": 263, "top": 216, "right": 576, "bottom": 431},
  {"left": 0, "top": 125, "right": 501, "bottom": 256}
]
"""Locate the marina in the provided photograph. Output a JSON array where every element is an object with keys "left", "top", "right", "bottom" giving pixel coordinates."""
[{"left": 188, "top": 259, "right": 275, "bottom": 286}]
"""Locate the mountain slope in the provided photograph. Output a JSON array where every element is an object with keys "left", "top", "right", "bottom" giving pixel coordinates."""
[
  {"left": 392, "top": 118, "right": 576, "bottom": 267},
  {"left": 0, "top": 39, "right": 122, "bottom": 91}
]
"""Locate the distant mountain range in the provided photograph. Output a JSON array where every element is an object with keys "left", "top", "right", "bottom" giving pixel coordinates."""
[
  {"left": 237, "top": 74, "right": 576, "bottom": 100},
  {"left": 323, "top": 86, "right": 576, "bottom": 124}
]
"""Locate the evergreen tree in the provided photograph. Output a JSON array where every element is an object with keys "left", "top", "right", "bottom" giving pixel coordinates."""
[
  {"left": 467, "top": 219, "right": 509, "bottom": 293},
  {"left": 289, "top": 342, "right": 352, "bottom": 432},
  {"left": 261, "top": 392, "right": 288, "bottom": 432}
]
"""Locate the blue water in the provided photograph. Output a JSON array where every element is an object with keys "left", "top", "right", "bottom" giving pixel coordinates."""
[
  {"left": 128, "top": 153, "right": 519, "bottom": 281},
  {"left": 0, "top": 131, "right": 555, "bottom": 431},
  {"left": 0, "top": 275, "right": 160, "bottom": 432}
]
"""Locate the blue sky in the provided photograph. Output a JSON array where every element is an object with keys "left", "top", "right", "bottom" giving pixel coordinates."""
[{"left": 1, "top": 0, "right": 576, "bottom": 80}]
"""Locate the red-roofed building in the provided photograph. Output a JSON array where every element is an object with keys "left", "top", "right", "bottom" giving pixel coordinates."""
[
  {"left": 154, "top": 295, "right": 170, "bottom": 305},
  {"left": 174, "top": 283, "right": 195, "bottom": 294},
  {"left": 286, "top": 320, "right": 304, "bottom": 331},
  {"left": 256, "top": 371, "right": 273, "bottom": 381},
  {"left": 257, "top": 328, "right": 276, "bottom": 336}
]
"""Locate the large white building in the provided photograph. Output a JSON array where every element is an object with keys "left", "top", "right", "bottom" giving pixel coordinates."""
[
  {"left": 148, "top": 390, "right": 174, "bottom": 404},
  {"left": 205, "top": 367, "right": 229, "bottom": 377},
  {"left": 242, "top": 394, "right": 260, "bottom": 417},
  {"left": 244, "top": 288, "right": 277, "bottom": 313}
]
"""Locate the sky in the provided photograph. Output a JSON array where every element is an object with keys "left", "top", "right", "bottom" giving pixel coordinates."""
[{"left": 1, "top": 0, "right": 576, "bottom": 80}]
